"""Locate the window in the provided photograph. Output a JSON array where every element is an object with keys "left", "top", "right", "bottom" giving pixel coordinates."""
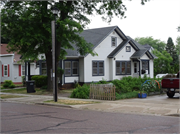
[
  {"left": 4, "top": 65, "right": 8, "bottom": 77},
  {"left": 72, "top": 61, "right": 78, "bottom": 75},
  {"left": 142, "top": 60, "right": 149, "bottom": 74},
  {"left": 111, "top": 37, "right": 117, "bottom": 47},
  {"left": 134, "top": 63, "right": 137, "bottom": 73},
  {"left": 126, "top": 46, "right": 131, "bottom": 52},
  {"left": 42, "top": 63, "right": 47, "bottom": 75},
  {"left": 116, "top": 61, "right": 131, "bottom": 75},
  {"left": 22, "top": 65, "right": 25, "bottom": 76},
  {"left": 92, "top": 61, "right": 104, "bottom": 76},
  {"left": 64, "top": 61, "right": 79, "bottom": 76}
]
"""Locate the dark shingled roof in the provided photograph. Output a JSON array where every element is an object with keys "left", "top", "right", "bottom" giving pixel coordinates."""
[
  {"left": 108, "top": 39, "right": 130, "bottom": 58},
  {"left": 130, "top": 49, "right": 148, "bottom": 58},
  {"left": 65, "top": 26, "right": 156, "bottom": 59},
  {"left": 143, "top": 44, "right": 152, "bottom": 50},
  {"left": 65, "top": 26, "right": 118, "bottom": 56}
]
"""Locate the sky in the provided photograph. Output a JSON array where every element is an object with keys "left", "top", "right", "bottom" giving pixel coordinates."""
[{"left": 85, "top": 0, "right": 180, "bottom": 45}]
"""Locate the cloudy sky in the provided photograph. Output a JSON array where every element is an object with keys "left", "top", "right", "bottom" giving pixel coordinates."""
[{"left": 85, "top": 0, "right": 180, "bottom": 44}]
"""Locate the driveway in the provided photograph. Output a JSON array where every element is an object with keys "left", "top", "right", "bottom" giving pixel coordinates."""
[{"left": 72, "top": 93, "right": 180, "bottom": 117}]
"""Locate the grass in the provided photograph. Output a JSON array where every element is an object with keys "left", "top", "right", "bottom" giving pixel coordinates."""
[
  {"left": 1, "top": 88, "right": 51, "bottom": 95},
  {"left": 116, "top": 91, "right": 140, "bottom": 100},
  {"left": 1, "top": 88, "right": 74, "bottom": 96},
  {"left": 44, "top": 99, "right": 100, "bottom": 105},
  {"left": 0, "top": 94, "right": 26, "bottom": 99}
]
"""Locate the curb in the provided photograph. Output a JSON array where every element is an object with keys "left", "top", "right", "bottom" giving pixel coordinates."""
[{"left": 35, "top": 102, "right": 73, "bottom": 108}]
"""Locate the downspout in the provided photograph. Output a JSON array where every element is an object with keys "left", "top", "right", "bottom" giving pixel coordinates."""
[{"left": 138, "top": 58, "right": 141, "bottom": 77}]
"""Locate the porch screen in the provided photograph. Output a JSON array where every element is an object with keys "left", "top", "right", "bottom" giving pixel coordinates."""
[{"left": 116, "top": 61, "right": 131, "bottom": 75}]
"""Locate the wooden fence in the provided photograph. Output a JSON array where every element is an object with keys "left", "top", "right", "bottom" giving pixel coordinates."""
[{"left": 89, "top": 84, "right": 116, "bottom": 101}]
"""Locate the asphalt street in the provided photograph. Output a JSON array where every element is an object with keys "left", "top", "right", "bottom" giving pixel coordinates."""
[{"left": 1, "top": 102, "right": 180, "bottom": 134}]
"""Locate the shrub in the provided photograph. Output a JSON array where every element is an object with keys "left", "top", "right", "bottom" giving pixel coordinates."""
[
  {"left": 3, "top": 80, "right": 13, "bottom": 88},
  {"left": 31, "top": 75, "right": 48, "bottom": 87},
  {"left": 70, "top": 84, "right": 90, "bottom": 99},
  {"left": 9, "top": 84, "right": 15, "bottom": 88},
  {"left": 3, "top": 83, "right": 9, "bottom": 88},
  {"left": 41, "top": 85, "right": 47, "bottom": 89}
]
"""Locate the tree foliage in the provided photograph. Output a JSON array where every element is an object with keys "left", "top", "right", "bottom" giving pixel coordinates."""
[
  {"left": 175, "top": 36, "right": 180, "bottom": 55},
  {"left": 153, "top": 50, "right": 173, "bottom": 75},
  {"left": 165, "top": 37, "right": 178, "bottom": 65},
  {"left": 1, "top": 0, "right": 148, "bottom": 91},
  {"left": 135, "top": 36, "right": 166, "bottom": 52}
]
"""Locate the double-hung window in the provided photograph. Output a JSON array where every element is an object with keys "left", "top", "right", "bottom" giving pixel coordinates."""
[
  {"left": 64, "top": 61, "right": 79, "bottom": 76},
  {"left": 116, "top": 61, "right": 131, "bottom": 75},
  {"left": 111, "top": 37, "right": 117, "bottom": 47},
  {"left": 92, "top": 61, "right": 104, "bottom": 76},
  {"left": 142, "top": 60, "right": 149, "bottom": 74},
  {"left": 22, "top": 65, "right": 25, "bottom": 76},
  {"left": 4, "top": 65, "right": 8, "bottom": 77},
  {"left": 41, "top": 63, "right": 47, "bottom": 75}
]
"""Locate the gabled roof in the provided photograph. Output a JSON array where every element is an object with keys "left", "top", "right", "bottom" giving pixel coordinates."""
[
  {"left": 130, "top": 49, "right": 148, "bottom": 59},
  {"left": 65, "top": 26, "right": 156, "bottom": 59},
  {"left": 65, "top": 26, "right": 127, "bottom": 57},
  {"left": 143, "top": 44, "right": 152, "bottom": 50},
  {"left": 108, "top": 39, "right": 130, "bottom": 58},
  {"left": 1, "top": 44, "right": 22, "bottom": 63}
]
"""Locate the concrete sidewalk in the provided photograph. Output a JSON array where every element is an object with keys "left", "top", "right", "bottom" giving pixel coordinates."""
[{"left": 0, "top": 92, "right": 180, "bottom": 117}]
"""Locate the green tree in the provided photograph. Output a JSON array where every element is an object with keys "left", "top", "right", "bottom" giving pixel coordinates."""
[
  {"left": 135, "top": 36, "right": 166, "bottom": 52},
  {"left": 3, "top": 1, "right": 147, "bottom": 91},
  {"left": 165, "top": 37, "right": 178, "bottom": 65},
  {"left": 153, "top": 50, "right": 173, "bottom": 76},
  {"left": 175, "top": 36, "right": 180, "bottom": 55},
  {"left": 1, "top": 1, "right": 149, "bottom": 91}
]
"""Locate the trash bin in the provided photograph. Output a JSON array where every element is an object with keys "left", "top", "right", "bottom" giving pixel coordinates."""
[{"left": 26, "top": 80, "right": 36, "bottom": 93}]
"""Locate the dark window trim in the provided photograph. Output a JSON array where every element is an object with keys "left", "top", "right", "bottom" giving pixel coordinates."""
[
  {"left": 64, "top": 60, "right": 79, "bottom": 77},
  {"left": 111, "top": 37, "right": 117, "bottom": 47},
  {"left": 92, "top": 60, "right": 104, "bottom": 76},
  {"left": 126, "top": 46, "right": 131, "bottom": 52},
  {"left": 116, "top": 61, "right": 131, "bottom": 75},
  {"left": 141, "top": 60, "right": 149, "bottom": 74}
]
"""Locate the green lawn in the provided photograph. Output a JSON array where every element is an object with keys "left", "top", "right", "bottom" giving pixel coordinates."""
[
  {"left": 1, "top": 88, "right": 74, "bottom": 96},
  {"left": 1, "top": 88, "right": 51, "bottom": 95},
  {"left": 0, "top": 94, "right": 26, "bottom": 99}
]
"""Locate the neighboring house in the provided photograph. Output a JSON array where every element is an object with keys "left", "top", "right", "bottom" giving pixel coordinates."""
[
  {"left": 58, "top": 26, "right": 157, "bottom": 85},
  {"left": 0, "top": 44, "right": 39, "bottom": 84},
  {"left": 143, "top": 44, "right": 154, "bottom": 52}
]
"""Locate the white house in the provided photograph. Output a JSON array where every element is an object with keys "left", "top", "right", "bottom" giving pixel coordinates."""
[
  {"left": 61, "top": 26, "right": 156, "bottom": 85},
  {"left": 0, "top": 44, "right": 39, "bottom": 84}
]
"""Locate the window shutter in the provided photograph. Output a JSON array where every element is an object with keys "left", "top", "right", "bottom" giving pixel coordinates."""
[
  {"left": 19, "top": 65, "right": 21, "bottom": 76},
  {"left": 8, "top": 64, "right": 10, "bottom": 77},
  {"left": 2, "top": 65, "right": 3, "bottom": 77}
]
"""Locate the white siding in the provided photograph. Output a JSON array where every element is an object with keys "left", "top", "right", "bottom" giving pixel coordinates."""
[
  {"left": 149, "top": 59, "right": 154, "bottom": 78},
  {"left": 1, "top": 55, "right": 13, "bottom": 82},
  {"left": 65, "top": 77, "right": 78, "bottom": 83},
  {"left": 84, "top": 31, "right": 123, "bottom": 82},
  {"left": 79, "top": 58, "right": 84, "bottom": 82},
  {"left": 115, "top": 43, "right": 136, "bottom": 60},
  {"left": 141, "top": 53, "right": 149, "bottom": 59}
]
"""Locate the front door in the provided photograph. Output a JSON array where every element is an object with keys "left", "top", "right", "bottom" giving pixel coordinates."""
[{"left": 133, "top": 62, "right": 139, "bottom": 77}]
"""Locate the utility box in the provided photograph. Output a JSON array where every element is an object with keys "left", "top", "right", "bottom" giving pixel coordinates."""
[{"left": 26, "top": 81, "right": 36, "bottom": 93}]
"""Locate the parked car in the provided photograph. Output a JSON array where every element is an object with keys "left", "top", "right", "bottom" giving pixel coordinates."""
[
  {"left": 161, "top": 72, "right": 179, "bottom": 98},
  {"left": 156, "top": 73, "right": 168, "bottom": 78}
]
